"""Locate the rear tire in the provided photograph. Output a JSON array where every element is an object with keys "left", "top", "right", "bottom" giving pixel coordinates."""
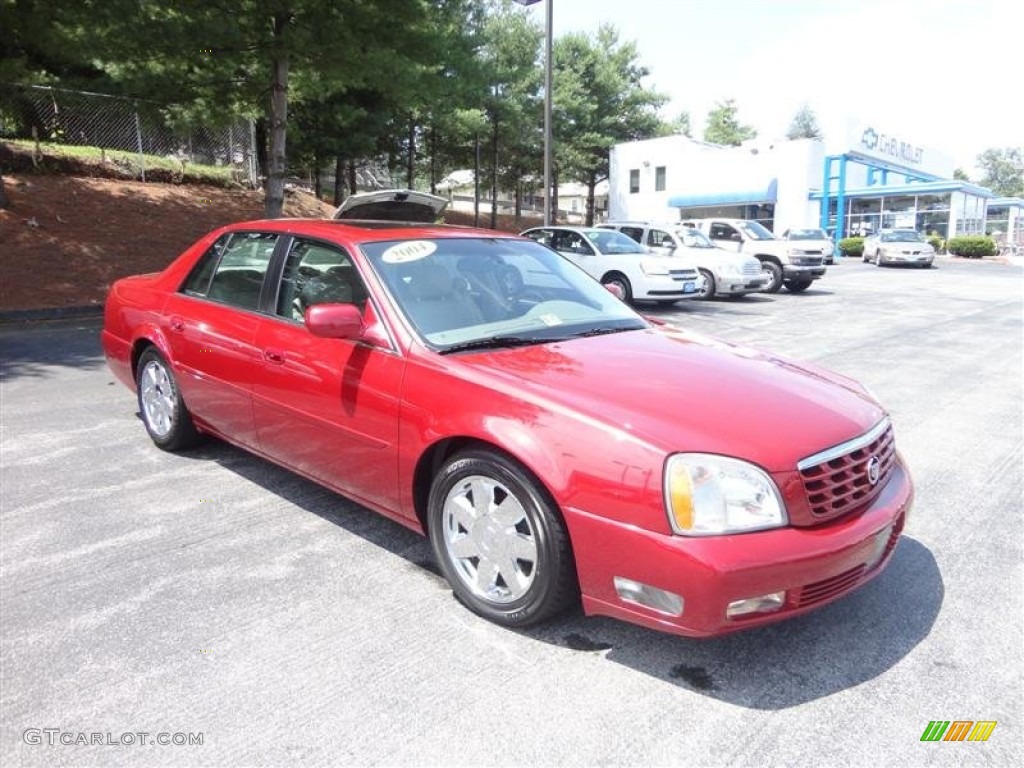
[
  {"left": 427, "top": 449, "right": 578, "bottom": 628},
  {"left": 136, "top": 347, "right": 202, "bottom": 451}
]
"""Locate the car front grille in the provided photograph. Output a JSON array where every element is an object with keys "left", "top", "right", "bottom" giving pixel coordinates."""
[
  {"left": 741, "top": 261, "right": 761, "bottom": 276},
  {"left": 669, "top": 268, "right": 699, "bottom": 281},
  {"left": 790, "top": 255, "right": 824, "bottom": 266},
  {"left": 798, "top": 420, "right": 897, "bottom": 521}
]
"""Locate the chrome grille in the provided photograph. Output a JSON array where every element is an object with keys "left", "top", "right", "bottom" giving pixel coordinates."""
[
  {"left": 790, "top": 255, "right": 824, "bottom": 266},
  {"left": 741, "top": 261, "right": 761, "bottom": 276},
  {"left": 798, "top": 420, "right": 897, "bottom": 520},
  {"left": 669, "top": 268, "right": 698, "bottom": 281}
]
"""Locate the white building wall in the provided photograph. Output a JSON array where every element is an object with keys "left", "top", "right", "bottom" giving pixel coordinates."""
[{"left": 610, "top": 135, "right": 699, "bottom": 221}]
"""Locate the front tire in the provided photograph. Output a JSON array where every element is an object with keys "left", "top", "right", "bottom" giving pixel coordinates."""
[
  {"left": 136, "top": 347, "right": 202, "bottom": 451},
  {"left": 601, "top": 272, "right": 633, "bottom": 304},
  {"left": 427, "top": 449, "right": 577, "bottom": 628},
  {"left": 760, "top": 260, "right": 783, "bottom": 293},
  {"left": 697, "top": 269, "right": 716, "bottom": 300},
  {"left": 784, "top": 279, "right": 812, "bottom": 293}
]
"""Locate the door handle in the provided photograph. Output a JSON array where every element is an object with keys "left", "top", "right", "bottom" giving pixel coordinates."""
[
  {"left": 169, "top": 317, "right": 185, "bottom": 333},
  {"left": 264, "top": 348, "right": 286, "bottom": 364}
]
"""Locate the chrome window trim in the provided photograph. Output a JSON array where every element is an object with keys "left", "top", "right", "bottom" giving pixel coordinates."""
[{"left": 796, "top": 417, "right": 892, "bottom": 471}]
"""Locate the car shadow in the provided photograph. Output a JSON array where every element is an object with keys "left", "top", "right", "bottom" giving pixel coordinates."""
[
  {"left": 0, "top": 320, "right": 106, "bottom": 382},
  {"left": 177, "top": 438, "right": 941, "bottom": 711},
  {"left": 519, "top": 537, "right": 941, "bottom": 709}
]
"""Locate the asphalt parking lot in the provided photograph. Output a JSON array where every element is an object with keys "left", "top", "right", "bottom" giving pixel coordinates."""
[{"left": 1, "top": 257, "right": 1021, "bottom": 766}]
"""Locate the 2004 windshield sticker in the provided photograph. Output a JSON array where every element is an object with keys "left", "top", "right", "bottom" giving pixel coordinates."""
[{"left": 381, "top": 241, "right": 437, "bottom": 264}]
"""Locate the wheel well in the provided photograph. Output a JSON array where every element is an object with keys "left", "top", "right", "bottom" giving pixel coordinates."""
[
  {"left": 411, "top": 437, "right": 566, "bottom": 540},
  {"left": 755, "top": 254, "right": 782, "bottom": 265},
  {"left": 130, "top": 339, "right": 156, "bottom": 379},
  {"left": 600, "top": 270, "right": 628, "bottom": 283}
]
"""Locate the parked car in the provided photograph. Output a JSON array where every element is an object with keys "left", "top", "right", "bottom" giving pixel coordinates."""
[
  {"left": 598, "top": 221, "right": 769, "bottom": 299},
  {"left": 862, "top": 229, "right": 936, "bottom": 267},
  {"left": 102, "top": 193, "right": 912, "bottom": 638},
  {"left": 519, "top": 225, "right": 701, "bottom": 306},
  {"left": 781, "top": 227, "right": 836, "bottom": 265},
  {"left": 682, "top": 218, "right": 827, "bottom": 293}
]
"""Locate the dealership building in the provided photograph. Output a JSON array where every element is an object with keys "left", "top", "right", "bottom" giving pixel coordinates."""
[{"left": 608, "top": 122, "right": 1023, "bottom": 244}]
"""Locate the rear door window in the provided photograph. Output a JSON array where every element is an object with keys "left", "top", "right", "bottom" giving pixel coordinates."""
[{"left": 204, "top": 233, "right": 278, "bottom": 311}]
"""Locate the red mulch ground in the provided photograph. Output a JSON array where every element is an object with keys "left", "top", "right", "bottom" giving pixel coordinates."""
[
  {"left": 0, "top": 174, "right": 337, "bottom": 312},
  {"left": 0, "top": 171, "right": 545, "bottom": 313}
]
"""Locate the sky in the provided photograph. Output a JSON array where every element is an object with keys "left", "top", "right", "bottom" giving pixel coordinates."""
[{"left": 515, "top": 0, "right": 1021, "bottom": 176}]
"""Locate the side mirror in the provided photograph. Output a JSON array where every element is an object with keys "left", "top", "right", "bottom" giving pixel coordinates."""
[{"left": 305, "top": 303, "right": 364, "bottom": 339}]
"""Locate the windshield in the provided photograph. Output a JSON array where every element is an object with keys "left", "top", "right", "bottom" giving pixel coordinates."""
[
  {"left": 583, "top": 229, "right": 648, "bottom": 254},
  {"left": 361, "top": 237, "right": 646, "bottom": 350},
  {"left": 738, "top": 221, "right": 776, "bottom": 241},
  {"left": 881, "top": 230, "right": 926, "bottom": 243},
  {"left": 788, "top": 228, "right": 828, "bottom": 241},
  {"left": 675, "top": 228, "right": 715, "bottom": 248}
]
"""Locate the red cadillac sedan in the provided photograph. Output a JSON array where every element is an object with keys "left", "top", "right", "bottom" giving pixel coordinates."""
[{"left": 102, "top": 191, "right": 912, "bottom": 637}]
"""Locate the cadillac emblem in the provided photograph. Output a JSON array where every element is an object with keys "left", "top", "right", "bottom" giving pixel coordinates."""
[{"left": 866, "top": 456, "right": 881, "bottom": 486}]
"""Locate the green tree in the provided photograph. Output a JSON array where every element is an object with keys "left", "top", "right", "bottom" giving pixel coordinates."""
[
  {"left": 785, "top": 103, "right": 822, "bottom": 140},
  {"left": 553, "top": 25, "right": 666, "bottom": 225},
  {"left": 977, "top": 147, "right": 1024, "bottom": 197},
  {"left": 953, "top": 167, "right": 971, "bottom": 181},
  {"left": 656, "top": 110, "right": 691, "bottom": 138},
  {"left": 11, "top": 0, "right": 483, "bottom": 217},
  {"left": 478, "top": 3, "right": 543, "bottom": 226},
  {"left": 703, "top": 99, "right": 757, "bottom": 146}
]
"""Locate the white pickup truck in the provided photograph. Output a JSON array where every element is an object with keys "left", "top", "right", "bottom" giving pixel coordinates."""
[{"left": 681, "top": 218, "right": 827, "bottom": 293}]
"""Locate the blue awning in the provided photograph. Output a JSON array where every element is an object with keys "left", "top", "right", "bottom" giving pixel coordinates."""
[{"left": 669, "top": 178, "right": 777, "bottom": 208}]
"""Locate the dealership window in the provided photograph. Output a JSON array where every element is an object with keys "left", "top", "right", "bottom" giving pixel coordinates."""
[
  {"left": 629, "top": 169, "right": 640, "bottom": 194},
  {"left": 655, "top": 166, "right": 666, "bottom": 191},
  {"left": 952, "top": 192, "right": 985, "bottom": 236},
  {"left": 986, "top": 205, "right": 1010, "bottom": 236},
  {"left": 881, "top": 195, "right": 917, "bottom": 229}
]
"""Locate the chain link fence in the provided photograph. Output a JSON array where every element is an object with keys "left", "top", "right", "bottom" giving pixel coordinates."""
[{"left": 0, "top": 83, "right": 257, "bottom": 186}]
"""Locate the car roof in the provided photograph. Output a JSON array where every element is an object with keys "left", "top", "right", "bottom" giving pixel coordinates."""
[{"left": 218, "top": 218, "right": 516, "bottom": 244}]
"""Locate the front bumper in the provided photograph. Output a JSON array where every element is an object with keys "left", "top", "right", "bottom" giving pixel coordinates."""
[
  {"left": 879, "top": 252, "right": 934, "bottom": 266},
  {"left": 564, "top": 458, "right": 913, "bottom": 637},
  {"left": 782, "top": 264, "right": 826, "bottom": 280},
  {"left": 634, "top": 272, "right": 701, "bottom": 301},
  {"left": 718, "top": 274, "right": 771, "bottom": 295}
]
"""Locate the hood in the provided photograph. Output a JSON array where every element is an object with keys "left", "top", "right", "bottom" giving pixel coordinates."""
[
  {"left": 334, "top": 189, "right": 448, "bottom": 222},
  {"left": 451, "top": 327, "right": 884, "bottom": 473}
]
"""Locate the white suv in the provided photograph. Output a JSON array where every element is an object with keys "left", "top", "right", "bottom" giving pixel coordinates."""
[
  {"left": 682, "top": 218, "right": 827, "bottom": 293},
  {"left": 599, "top": 222, "right": 769, "bottom": 299},
  {"left": 520, "top": 226, "right": 702, "bottom": 305}
]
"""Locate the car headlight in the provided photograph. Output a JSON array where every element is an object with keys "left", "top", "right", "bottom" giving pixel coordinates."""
[
  {"left": 640, "top": 260, "right": 670, "bottom": 276},
  {"left": 664, "top": 453, "right": 787, "bottom": 535},
  {"left": 720, "top": 263, "right": 741, "bottom": 277}
]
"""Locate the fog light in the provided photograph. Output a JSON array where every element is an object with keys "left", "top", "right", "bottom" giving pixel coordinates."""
[
  {"left": 726, "top": 591, "right": 785, "bottom": 619},
  {"left": 614, "top": 577, "right": 684, "bottom": 616}
]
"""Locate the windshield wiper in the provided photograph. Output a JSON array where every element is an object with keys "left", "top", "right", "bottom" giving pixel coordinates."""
[
  {"left": 439, "top": 335, "right": 550, "bottom": 354},
  {"left": 568, "top": 326, "right": 642, "bottom": 338}
]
